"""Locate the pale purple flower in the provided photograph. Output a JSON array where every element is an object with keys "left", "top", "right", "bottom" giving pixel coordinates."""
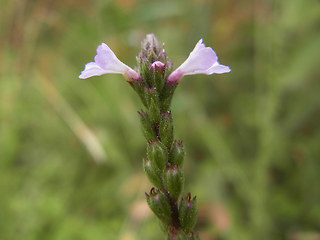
[
  {"left": 79, "top": 43, "right": 140, "bottom": 81},
  {"left": 167, "top": 39, "right": 230, "bottom": 82}
]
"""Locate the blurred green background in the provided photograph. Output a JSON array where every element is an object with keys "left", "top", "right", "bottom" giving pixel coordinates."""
[{"left": 1, "top": 0, "right": 320, "bottom": 239}]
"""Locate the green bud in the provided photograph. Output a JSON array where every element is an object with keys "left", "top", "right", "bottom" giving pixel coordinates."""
[
  {"left": 147, "top": 140, "right": 168, "bottom": 170},
  {"left": 149, "top": 97, "right": 161, "bottom": 123},
  {"left": 139, "top": 56, "right": 152, "bottom": 87},
  {"left": 151, "top": 61, "right": 166, "bottom": 92},
  {"left": 183, "top": 231, "right": 200, "bottom": 240},
  {"left": 169, "top": 140, "right": 185, "bottom": 166},
  {"left": 143, "top": 86, "right": 159, "bottom": 108},
  {"left": 170, "top": 231, "right": 199, "bottom": 240},
  {"left": 129, "top": 79, "right": 148, "bottom": 107},
  {"left": 141, "top": 34, "right": 163, "bottom": 61},
  {"left": 146, "top": 188, "right": 172, "bottom": 224},
  {"left": 160, "top": 81, "right": 178, "bottom": 111},
  {"left": 190, "top": 232, "right": 201, "bottom": 240},
  {"left": 164, "top": 164, "right": 184, "bottom": 199},
  {"left": 159, "top": 111, "right": 174, "bottom": 148},
  {"left": 138, "top": 110, "right": 156, "bottom": 140},
  {"left": 179, "top": 193, "right": 198, "bottom": 231},
  {"left": 143, "top": 158, "right": 163, "bottom": 188},
  {"left": 159, "top": 221, "right": 170, "bottom": 235}
]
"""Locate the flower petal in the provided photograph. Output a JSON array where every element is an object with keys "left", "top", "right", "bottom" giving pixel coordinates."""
[
  {"left": 167, "top": 69, "right": 183, "bottom": 82},
  {"left": 79, "top": 62, "right": 108, "bottom": 79},
  {"left": 190, "top": 39, "right": 206, "bottom": 54},
  {"left": 168, "top": 39, "right": 230, "bottom": 82},
  {"left": 79, "top": 43, "right": 140, "bottom": 81},
  {"left": 180, "top": 47, "right": 218, "bottom": 75},
  {"left": 206, "top": 62, "right": 231, "bottom": 74},
  {"left": 170, "top": 40, "right": 217, "bottom": 77},
  {"left": 94, "top": 43, "right": 128, "bottom": 73}
]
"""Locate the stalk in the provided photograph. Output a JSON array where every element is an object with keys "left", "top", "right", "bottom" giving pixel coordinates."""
[{"left": 132, "top": 34, "right": 199, "bottom": 240}]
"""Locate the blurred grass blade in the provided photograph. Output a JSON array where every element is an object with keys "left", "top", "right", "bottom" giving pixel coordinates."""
[{"left": 34, "top": 71, "right": 107, "bottom": 164}]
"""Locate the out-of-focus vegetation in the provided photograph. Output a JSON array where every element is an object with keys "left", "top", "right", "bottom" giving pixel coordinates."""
[{"left": 1, "top": 0, "right": 320, "bottom": 239}]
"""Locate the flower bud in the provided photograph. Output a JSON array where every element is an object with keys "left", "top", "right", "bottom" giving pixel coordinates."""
[
  {"left": 141, "top": 34, "right": 163, "bottom": 61},
  {"left": 148, "top": 97, "right": 161, "bottom": 123},
  {"left": 169, "top": 140, "right": 185, "bottom": 166},
  {"left": 184, "top": 232, "right": 200, "bottom": 240},
  {"left": 151, "top": 61, "right": 166, "bottom": 92},
  {"left": 147, "top": 140, "right": 168, "bottom": 170},
  {"left": 129, "top": 79, "right": 148, "bottom": 107},
  {"left": 171, "top": 231, "right": 199, "bottom": 240},
  {"left": 139, "top": 57, "right": 153, "bottom": 87},
  {"left": 143, "top": 86, "right": 158, "bottom": 108},
  {"left": 159, "top": 111, "right": 174, "bottom": 148},
  {"left": 160, "top": 81, "right": 178, "bottom": 111},
  {"left": 151, "top": 61, "right": 165, "bottom": 69},
  {"left": 143, "top": 158, "right": 163, "bottom": 188},
  {"left": 179, "top": 193, "right": 198, "bottom": 231},
  {"left": 138, "top": 110, "right": 156, "bottom": 140},
  {"left": 146, "top": 188, "right": 172, "bottom": 224},
  {"left": 164, "top": 164, "right": 184, "bottom": 199}
]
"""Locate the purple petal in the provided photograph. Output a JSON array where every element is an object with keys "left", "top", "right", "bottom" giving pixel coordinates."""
[
  {"left": 79, "top": 62, "right": 108, "bottom": 79},
  {"left": 178, "top": 46, "right": 218, "bottom": 75},
  {"left": 151, "top": 61, "right": 165, "bottom": 69},
  {"left": 124, "top": 68, "right": 140, "bottom": 81},
  {"left": 167, "top": 69, "right": 183, "bottom": 82},
  {"left": 206, "top": 62, "right": 231, "bottom": 74},
  {"left": 94, "top": 43, "right": 128, "bottom": 73},
  {"left": 79, "top": 43, "right": 140, "bottom": 81},
  {"left": 190, "top": 39, "right": 206, "bottom": 53},
  {"left": 168, "top": 39, "right": 230, "bottom": 82}
]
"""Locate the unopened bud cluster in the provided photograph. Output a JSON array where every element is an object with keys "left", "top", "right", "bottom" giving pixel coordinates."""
[{"left": 131, "top": 34, "right": 199, "bottom": 239}]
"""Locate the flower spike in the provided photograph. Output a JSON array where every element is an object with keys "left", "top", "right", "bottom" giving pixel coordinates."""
[
  {"left": 79, "top": 43, "right": 140, "bottom": 81},
  {"left": 79, "top": 34, "right": 230, "bottom": 239},
  {"left": 167, "top": 39, "right": 231, "bottom": 82}
]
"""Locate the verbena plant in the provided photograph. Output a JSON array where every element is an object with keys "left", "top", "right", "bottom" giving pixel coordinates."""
[{"left": 79, "top": 34, "right": 230, "bottom": 239}]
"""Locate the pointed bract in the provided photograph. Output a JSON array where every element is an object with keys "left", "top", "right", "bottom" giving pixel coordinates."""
[
  {"left": 79, "top": 43, "right": 140, "bottom": 81},
  {"left": 168, "top": 39, "right": 230, "bottom": 82}
]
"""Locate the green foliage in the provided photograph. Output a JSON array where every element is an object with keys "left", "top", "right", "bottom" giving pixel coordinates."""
[{"left": 0, "top": 0, "right": 320, "bottom": 240}]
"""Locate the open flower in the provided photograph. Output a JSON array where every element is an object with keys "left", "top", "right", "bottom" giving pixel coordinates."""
[
  {"left": 167, "top": 39, "right": 230, "bottom": 82},
  {"left": 79, "top": 43, "right": 140, "bottom": 81}
]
